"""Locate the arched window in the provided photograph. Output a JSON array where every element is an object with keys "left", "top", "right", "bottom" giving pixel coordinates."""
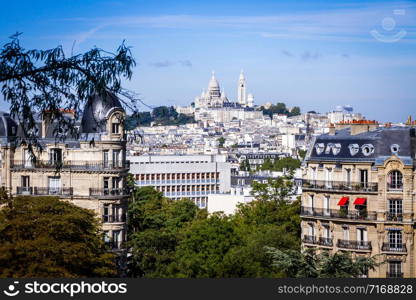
[{"left": 387, "top": 170, "right": 403, "bottom": 190}]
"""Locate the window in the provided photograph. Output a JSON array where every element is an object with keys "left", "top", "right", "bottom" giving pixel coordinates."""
[
  {"left": 112, "top": 230, "right": 122, "bottom": 249},
  {"left": 342, "top": 227, "right": 349, "bottom": 240},
  {"left": 24, "top": 149, "right": 32, "bottom": 168},
  {"left": 48, "top": 176, "right": 61, "bottom": 194},
  {"left": 103, "top": 177, "right": 110, "bottom": 195},
  {"left": 388, "top": 231, "right": 403, "bottom": 250},
  {"left": 112, "top": 177, "right": 121, "bottom": 192},
  {"left": 387, "top": 171, "right": 403, "bottom": 190},
  {"left": 112, "top": 205, "right": 123, "bottom": 222},
  {"left": 388, "top": 199, "right": 403, "bottom": 221},
  {"left": 103, "top": 204, "right": 110, "bottom": 223},
  {"left": 345, "top": 169, "right": 351, "bottom": 186},
  {"left": 112, "top": 123, "right": 120, "bottom": 134},
  {"left": 388, "top": 261, "right": 402, "bottom": 278},
  {"left": 103, "top": 150, "right": 109, "bottom": 168},
  {"left": 323, "top": 196, "right": 330, "bottom": 216},
  {"left": 112, "top": 150, "right": 121, "bottom": 168},
  {"left": 21, "top": 176, "right": 30, "bottom": 194},
  {"left": 360, "top": 169, "right": 368, "bottom": 187},
  {"left": 49, "top": 148, "right": 62, "bottom": 164}
]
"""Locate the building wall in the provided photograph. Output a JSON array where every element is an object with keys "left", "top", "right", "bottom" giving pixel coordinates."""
[
  {"left": 129, "top": 154, "right": 231, "bottom": 208},
  {"left": 301, "top": 155, "right": 415, "bottom": 278}
]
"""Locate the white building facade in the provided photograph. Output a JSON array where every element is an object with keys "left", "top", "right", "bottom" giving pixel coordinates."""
[{"left": 128, "top": 154, "right": 231, "bottom": 208}]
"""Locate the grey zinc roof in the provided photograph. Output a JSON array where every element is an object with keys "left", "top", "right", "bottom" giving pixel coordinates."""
[
  {"left": 0, "top": 112, "right": 18, "bottom": 138},
  {"left": 81, "top": 91, "right": 124, "bottom": 134},
  {"left": 307, "top": 127, "right": 416, "bottom": 163}
]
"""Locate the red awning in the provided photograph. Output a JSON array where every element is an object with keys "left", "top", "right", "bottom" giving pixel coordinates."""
[
  {"left": 337, "top": 197, "right": 349, "bottom": 206},
  {"left": 354, "top": 198, "right": 367, "bottom": 205}
]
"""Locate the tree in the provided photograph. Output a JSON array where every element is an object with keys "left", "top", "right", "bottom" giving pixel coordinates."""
[
  {"left": 167, "top": 214, "right": 242, "bottom": 278},
  {"left": 266, "top": 247, "right": 379, "bottom": 278},
  {"left": 289, "top": 106, "right": 301, "bottom": 117},
  {"left": 250, "top": 177, "right": 295, "bottom": 205},
  {"left": 0, "top": 196, "right": 116, "bottom": 277},
  {"left": 217, "top": 137, "right": 225, "bottom": 148},
  {"left": 0, "top": 34, "right": 135, "bottom": 152},
  {"left": 298, "top": 149, "right": 307, "bottom": 160},
  {"left": 128, "top": 186, "right": 200, "bottom": 277}
]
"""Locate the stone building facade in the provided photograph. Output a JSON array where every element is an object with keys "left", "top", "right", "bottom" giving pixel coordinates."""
[
  {"left": 301, "top": 121, "right": 416, "bottom": 278},
  {"left": 0, "top": 92, "right": 129, "bottom": 251}
]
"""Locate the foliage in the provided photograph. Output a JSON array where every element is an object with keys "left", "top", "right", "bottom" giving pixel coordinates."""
[
  {"left": 0, "top": 196, "right": 116, "bottom": 277},
  {"left": 260, "top": 102, "right": 301, "bottom": 118},
  {"left": 260, "top": 157, "right": 301, "bottom": 172},
  {"left": 217, "top": 137, "right": 226, "bottom": 148},
  {"left": 128, "top": 183, "right": 301, "bottom": 278},
  {"left": 250, "top": 177, "right": 295, "bottom": 205},
  {"left": 298, "top": 149, "right": 307, "bottom": 160},
  {"left": 0, "top": 33, "right": 135, "bottom": 151},
  {"left": 239, "top": 158, "right": 251, "bottom": 172},
  {"left": 267, "top": 247, "right": 379, "bottom": 278},
  {"left": 128, "top": 186, "right": 200, "bottom": 277},
  {"left": 125, "top": 106, "right": 196, "bottom": 130}
]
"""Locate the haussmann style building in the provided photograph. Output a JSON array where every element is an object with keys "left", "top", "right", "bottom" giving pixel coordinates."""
[
  {"left": 301, "top": 120, "right": 416, "bottom": 278},
  {"left": 0, "top": 92, "right": 129, "bottom": 251}
]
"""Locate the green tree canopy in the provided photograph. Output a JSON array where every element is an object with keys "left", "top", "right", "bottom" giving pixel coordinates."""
[
  {"left": 0, "top": 196, "right": 116, "bottom": 277},
  {"left": 267, "top": 247, "right": 379, "bottom": 278},
  {"left": 0, "top": 34, "right": 136, "bottom": 151}
]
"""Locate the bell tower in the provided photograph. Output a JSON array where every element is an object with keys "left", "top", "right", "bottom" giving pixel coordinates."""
[{"left": 237, "top": 70, "right": 246, "bottom": 106}]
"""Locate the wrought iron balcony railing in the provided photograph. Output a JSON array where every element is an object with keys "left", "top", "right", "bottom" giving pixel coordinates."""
[
  {"left": 382, "top": 243, "right": 407, "bottom": 253},
  {"left": 386, "top": 213, "right": 403, "bottom": 222},
  {"left": 301, "top": 206, "right": 377, "bottom": 221},
  {"left": 302, "top": 235, "right": 318, "bottom": 244},
  {"left": 102, "top": 214, "right": 126, "bottom": 223},
  {"left": 11, "top": 160, "right": 130, "bottom": 171},
  {"left": 16, "top": 186, "right": 73, "bottom": 196},
  {"left": 386, "top": 272, "right": 403, "bottom": 278},
  {"left": 387, "top": 183, "right": 403, "bottom": 192},
  {"left": 90, "top": 188, "right": 128, "bottom": 197},
  {"left": 302, "top": 179, "right": 378, "bottom": 193},
  {"left": 318, "top": 237, "right": 333, "bottom": 247},
  {"left": 337, "top": 239, "right": 372, "bottom": 250}
]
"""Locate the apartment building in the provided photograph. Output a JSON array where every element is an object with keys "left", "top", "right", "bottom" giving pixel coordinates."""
[
  {"left": 301, "top": 121, "right": 416, "bottom": 278},
  {"left": 128, "top": 154, "right": 231, "bottom": 208},
  {"left": 0, "top": 92, "right": 129, "bottom": 251}
]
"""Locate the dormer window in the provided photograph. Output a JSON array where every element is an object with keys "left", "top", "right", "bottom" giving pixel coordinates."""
[
  {"left": 112, "top": 123, "right": 120, "bottom": 134},
  {"left": 49, "top": 148, "right": 62, "bottom": 164},
  {"left": 332, "top": 143, "right": 341, "bottom": 155},
  {"left": 361, "top": 144, "right": 374, "bottom": 156},
  {"left": 315, "top": 143, "right": 325, "bottom": 155},
  {"left": 348, "top": 144, "right": 359, "bottom": 156}
]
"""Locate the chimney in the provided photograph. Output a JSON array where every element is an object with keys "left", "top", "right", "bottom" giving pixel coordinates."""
[
  {"left": 328, "top": 123, "right": 336, "bottom": 135},
  {"left": 41, "top": 111, "right": 53, "bottom": 138},
  {"left": 335, "top": 120, "right": 379, "bottom": 136}
]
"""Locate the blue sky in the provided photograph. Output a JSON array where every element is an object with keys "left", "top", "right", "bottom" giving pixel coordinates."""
[{"left": 1, "top": 0, "right": 415, "bottom": 122}]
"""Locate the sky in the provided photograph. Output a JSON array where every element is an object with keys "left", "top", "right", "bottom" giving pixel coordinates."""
[{"left": 1, "top": 0, "right": 415, "bottom": 122}]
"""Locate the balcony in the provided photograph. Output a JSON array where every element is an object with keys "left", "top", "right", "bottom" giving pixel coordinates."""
[
  {"left": 382, "top": 243, "right": 407, "bottom": 253},
  {"left": 302, "top": 235, "right": 318, "bottom": 245},
  {"left": 386, "top": 213, "right": 403, "bottom": 222},
  {"left": 16, "top": 186, "right": 73, "bottom": 196},
  {"left": 102, "top": 214, "right": 126, "bottom": 223},
  {"left": 337, "top": 239, "right": 372, "bottom": 251},
  {"left": 301, "top": 206, "right": 377, "bottom": 221},
  {"left": 11, "top": 160, "right": 130, "bottom": 171},
  {"left": 318, "top": 237, "right": 333, "bottom": 247},
  {"left": 386, "top": 272, "right": 403, "bottom": 278},
  {"left": 387, "top": 183, "right": 403, "bottom": 192},
  {"left": 302, "top": 180, "right": 378, "bottom": 193},
  {"left": 89, "top": 188, "right": 128, "bottom": 198}
]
